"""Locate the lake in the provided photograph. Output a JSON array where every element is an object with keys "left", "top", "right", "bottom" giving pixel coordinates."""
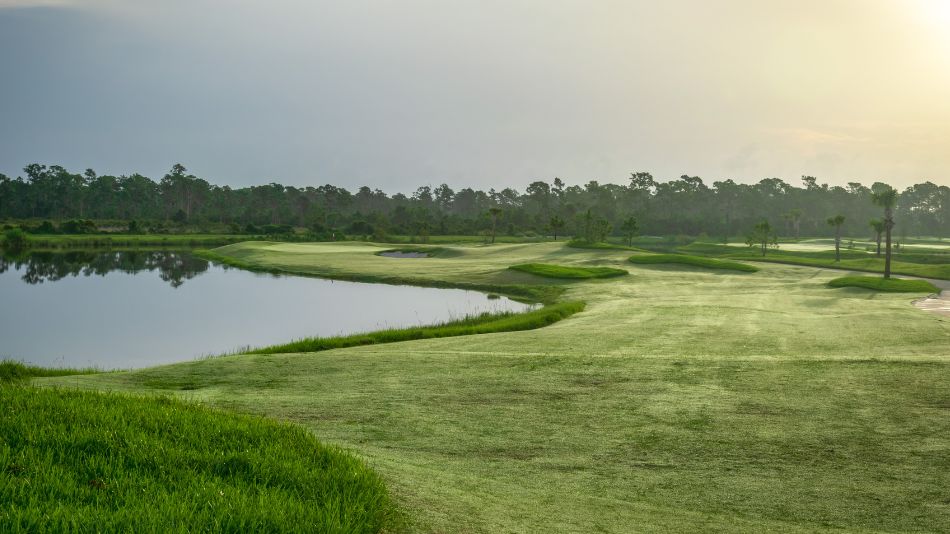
[{"left": 0, "top": 250, "right": 534, "bottom": 369}]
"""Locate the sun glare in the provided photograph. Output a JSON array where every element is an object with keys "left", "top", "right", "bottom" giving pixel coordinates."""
[{"left": 917, "top": 0, "right": 950, "bottom": 25}]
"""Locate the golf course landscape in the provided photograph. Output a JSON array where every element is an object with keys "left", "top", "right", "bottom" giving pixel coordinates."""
[{"left": 28, "top": 240, "right": 950, "bottom": 532}]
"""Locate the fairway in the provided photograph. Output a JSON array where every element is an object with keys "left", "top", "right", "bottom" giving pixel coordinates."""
[{"left": 42, "top": 241, "right": 950, "bottom": 532}]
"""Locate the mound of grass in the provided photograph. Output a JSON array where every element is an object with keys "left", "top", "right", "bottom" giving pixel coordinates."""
[
  {"left": 508, "top": 263, "right": 628, "bottom": 279},
  {"left": 628, "top": 253, "right": 758, "bottom": 272},
  {"left": 827, "top": 276, "right": 939, "bottom": 293},
  {"left": 251, "top": 301, "right": 585, "bottom": 355},
  {"left": 0, "top": 386, "right": 398, "bottom": 532},
  {"left": 0, "top": 361, "right": 94, "bottom": 383}
]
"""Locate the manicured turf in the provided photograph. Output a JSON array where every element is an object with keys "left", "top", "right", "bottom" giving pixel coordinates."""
[
  {"left": 0, "top": 386, "right": 398, "bottom": 532},
  {"left": 42, "top": 241, "right": 950, "bottom": 532},
  {"left": 628, "top": 253, "right": 758, "bottom": 272},
  {"left": 508, "top": 263, "right": 628, "bottom": 279},
  {"left": 250, "top": 302, "right": 584, "bottom": 354},
  {"left": 828, "top": 276, "right": 939, "bottom": 293},
  {"left": 682, "top": 242, "right": 950, "bottom": 280}
]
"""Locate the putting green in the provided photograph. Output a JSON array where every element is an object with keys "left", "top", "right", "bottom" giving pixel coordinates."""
[{"left": 42, "top": 241, "right": 950, "bottom": 533}]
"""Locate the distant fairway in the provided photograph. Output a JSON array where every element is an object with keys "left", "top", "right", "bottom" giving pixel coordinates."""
[{"left": 42, "top": 241, "right": 950, "bottom": 533}]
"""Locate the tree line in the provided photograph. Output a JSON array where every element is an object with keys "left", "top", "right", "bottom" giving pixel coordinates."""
[{"left": 1, "top": 163, "right": 947, "bottom": 240}]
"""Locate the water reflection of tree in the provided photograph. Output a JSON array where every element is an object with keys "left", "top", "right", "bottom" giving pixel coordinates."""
[{"left": 0, "top": 250, "right": 210, "bottom": 287}]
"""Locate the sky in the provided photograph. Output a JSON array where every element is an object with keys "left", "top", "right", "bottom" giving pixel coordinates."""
[{"left": 1, "top": 0, "right": 949, "bottom": 191}]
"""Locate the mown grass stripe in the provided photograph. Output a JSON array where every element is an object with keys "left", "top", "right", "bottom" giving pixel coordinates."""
[{"left": 628, "top": 253, "right": 758, "bottom": 272}]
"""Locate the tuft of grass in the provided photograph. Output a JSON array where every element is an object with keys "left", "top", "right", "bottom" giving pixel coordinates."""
[
  {"left": 827, "top": 276, "right": 939, "bottom": 293},
  {"left": 250, "top": 301, "right": 585, "bottom": 355},
  {"left": 508, "top": 263, "right": 628, "bottom": 279},
  {"left": 628, "top": 253, "right": 758, "bottom": 272},
  {"left": 0, "top": 386, "right": 399, "bottom": 532},
  {"left": 0, "top": 360, "right": 95, "bottom": 383}
]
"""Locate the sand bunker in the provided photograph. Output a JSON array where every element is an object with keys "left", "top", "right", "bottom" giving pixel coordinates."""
[
  {"left": 914, "top": 291, "right": 950, "bottom": 317},
  {"left": 379, "top": 251, "right": 429, "bottom": 258}
]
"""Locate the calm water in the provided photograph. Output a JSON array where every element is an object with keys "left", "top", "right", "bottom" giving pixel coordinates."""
[{"left": 0, "top": 250, "right": 533, "bottom": 369}]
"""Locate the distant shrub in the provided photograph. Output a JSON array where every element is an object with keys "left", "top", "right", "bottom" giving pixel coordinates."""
[
  {"left": 2, "top": 228, "right": 30, "bottom": 250},
  {"left": 60, "top": 219, "right": 97, "bottom": 234}
]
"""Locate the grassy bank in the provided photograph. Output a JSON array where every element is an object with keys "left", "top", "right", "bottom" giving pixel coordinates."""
[
  {"left": 0, "top": 386, "right": 399, "bottom": 532},
  {"left": 628, "top": 253, "right": 758, "bottom": 272},
  {"left": 47, "top": 241, "right": 950, "bottom": 532},
  {"left": 828, "top": 276, "right": 939, "bottom": 293},
  {"left": 508, "top": 263, "right": 628, "bottom": 279},
  {"left": 250, "top": 302, "right": 585, "bottom": 355}
]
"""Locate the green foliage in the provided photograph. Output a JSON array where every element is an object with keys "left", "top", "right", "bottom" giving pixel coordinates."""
[
  {"left": 2, "top": 228, "right": 30, "bottom": 251},
  {"left": 628, "top": 253, "right": 758, "bottom": 272},
  {"left": 508, "top": 263, "right": 628, "bottom": 279},
  {"left": 619, "top": 216, "right": 639, "bottom": 246},
  {"left": 827, "top": 276, "right": 938, "bottom": 293},
  {"left": 59, "top": 219, "right": 97, "bottom": 234},
  {"left": 745, "top": 220, "right": 778, "bottom": 256},
  {"left": 0, "top": 386, "right": 398, "bottom": 531},
  {"left": 250, "top": 301, "right": 585, "bottom": 355}
]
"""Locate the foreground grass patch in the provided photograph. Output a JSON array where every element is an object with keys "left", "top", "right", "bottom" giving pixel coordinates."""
[
  {"left": 0, "top": 386, "right": 398, "bottom": 532},
  {"left": 508, "top": 263, "right": 628, "bottom": 279},
  {"left": 250, "top": 301, "right": 585, "bottom": 355},
  {"left": 828, "top": 276, "right": 939, "bottom": 293},
  {"left": 628, "top": 253, "right": 758, "bottom": 272}
]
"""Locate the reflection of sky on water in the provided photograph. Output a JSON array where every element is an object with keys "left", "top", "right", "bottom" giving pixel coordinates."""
[{"left": 0, "top": 252, "right": 533, "bottom": 369}]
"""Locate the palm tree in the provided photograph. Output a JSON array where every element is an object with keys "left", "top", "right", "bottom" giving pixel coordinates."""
[
  {"left": 871, "top": 186, "right": 898, "bottom": 278},
  {"left": 488, "top": 207, "right": 503, "bottom": 244},
  {"left": 869, "top": 218, "right": 885, "bottom": 256},
  {"left": 548, "top": 215, "right": 565, "bottom": 241},
  {"left": 826, "top": 215, "right": 845, "bottom": 262}
]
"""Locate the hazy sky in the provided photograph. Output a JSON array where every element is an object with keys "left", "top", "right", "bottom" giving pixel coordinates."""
[{"left": 1, "top": 0, "right": 949, "bottom": 191}]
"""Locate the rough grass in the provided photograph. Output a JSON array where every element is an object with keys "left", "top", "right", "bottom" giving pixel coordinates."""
[
  {"left": 828, "top": 276, "right": 939, "bottom": 293},
  {"left": 0, "top": 361, "right": 94, "bottom": 382},
  {"left": 628, "top": 253, "right": 758, "bottom": 272},
  {"left": 0, "top": 386, "right": 398, "bottom": 532},
  {"left": 47, "top": 241, "right": 950, "bottom": 532},
  {"left": 249, "top": 302, "right": 585, "bottom": 354},
  {"left": 508, "top": 263, "right": 628, "bottom": 279}
]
